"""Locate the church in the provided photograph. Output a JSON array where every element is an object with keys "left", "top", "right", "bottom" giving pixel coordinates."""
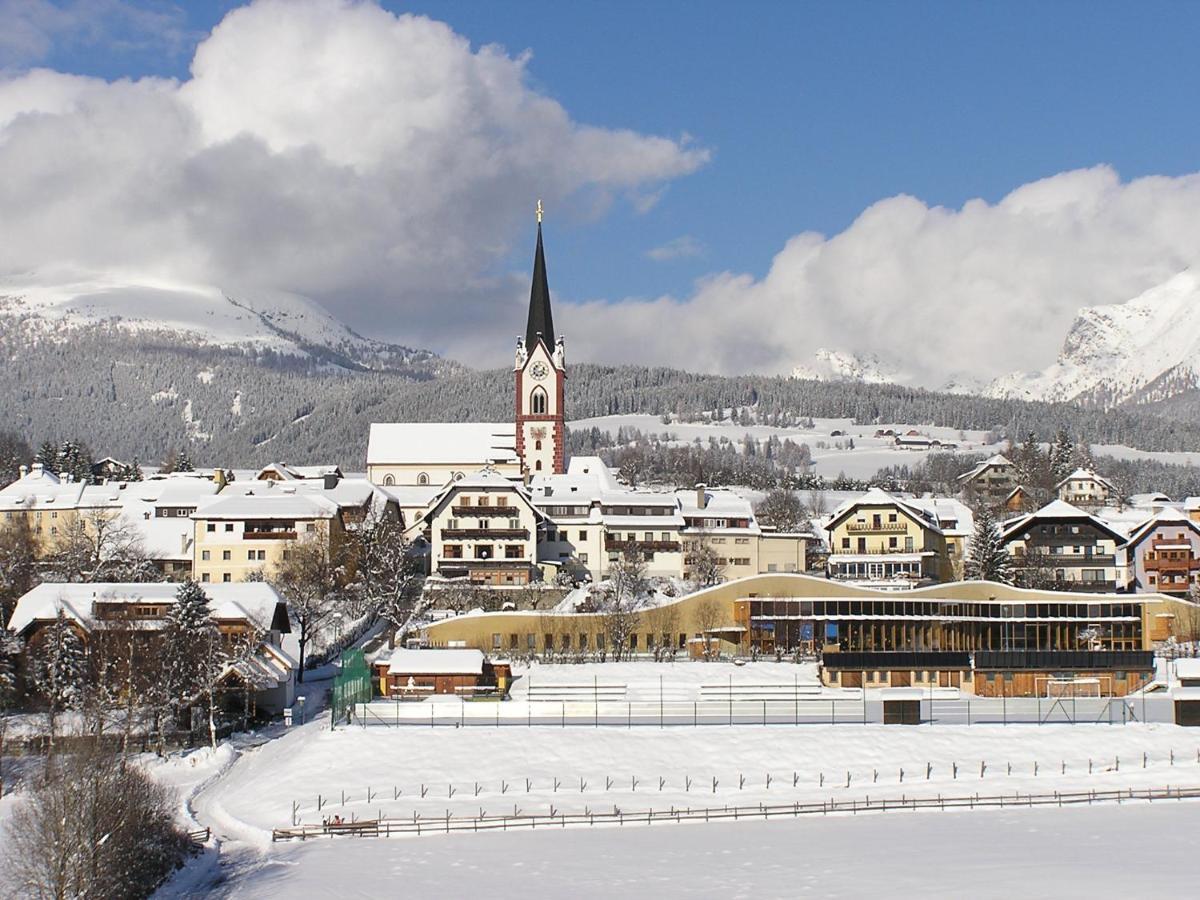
[{"left": 366, "top": 206, "right": 808, "bottom": 587}]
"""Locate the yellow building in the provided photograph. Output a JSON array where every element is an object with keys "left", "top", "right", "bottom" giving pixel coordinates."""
[{"left": 824, "top": 488, "right": 954, "bottom": 588}]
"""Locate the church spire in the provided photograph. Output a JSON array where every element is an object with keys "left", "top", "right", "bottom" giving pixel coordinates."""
[{"left": 525, "top": 200, "right": 554, "bottom": 350}]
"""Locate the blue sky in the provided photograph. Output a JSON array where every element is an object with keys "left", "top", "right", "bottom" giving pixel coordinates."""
[
  {"left": 4, "top": 0, "right": 1199, "bottom": 382},
  {"left": 24, "top": 0, "right": 1200, "bottom": 306}
]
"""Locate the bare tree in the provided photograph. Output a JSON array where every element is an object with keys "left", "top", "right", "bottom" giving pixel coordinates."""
[
  {"left": 686, "top": 534, "right": 726, "bottom": 590},
  {"left": 692, "top": 595, "right": 728, "bottom": 660},
  {"left": 354, "top": 507, "right": 422, "bottom": 647},
  {"left": 0, "top": 516, "right": 39, "bottom": 625},
  {"left": 3, "top": 743, "right": 191, "bottom": 899},
  {"left": 600, "top": 553, "right": 647, "bottom": 661},
  {"left": 44, "top": 510, "right": 156, "bottom": 583},
  {"left": 273, "top": 524, "right": 348, "bottom": 681},
  {"left": 755, "top": 488, "right": 811, "bottom": 533}
]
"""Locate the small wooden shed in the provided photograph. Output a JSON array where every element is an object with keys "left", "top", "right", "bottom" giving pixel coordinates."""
[
  {"left": 881, "top": 688, "right": 924, "bottom": 725},
  {"left": 1172, "top": 686, "right": 1200, "bottom": 727},
  {"left": 381, "top": 649, "right": 486, "bottom": 697}
]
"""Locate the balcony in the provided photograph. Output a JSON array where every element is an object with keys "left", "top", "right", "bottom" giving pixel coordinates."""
[
  {"left": 845, "top": 521, "right": 908, "bottom": 534},
  {"left": 442, "top": 528, "right": 529, "bottom": 540},
  {"left": 605, "top": 539, "right": 681, "bottom": 554},
  {"left": 451, "top": 505, "right": 520, "bottom": 518},
  {"left": 243, "top": 530, "right": 297, "bottom": 541}
]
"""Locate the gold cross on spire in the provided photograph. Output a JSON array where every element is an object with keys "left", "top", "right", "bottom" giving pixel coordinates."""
[{"left": 536, "top": 199, "right": 543, "bottom": 224}]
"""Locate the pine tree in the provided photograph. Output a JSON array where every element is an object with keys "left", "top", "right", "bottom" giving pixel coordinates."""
[
  {"left": 161, "top": 579, "right": 222, "bottom": 737},
  {"left": 175, "top": 448, "right": 195, "bottom": 473},
  {"left": 965, "top": 505, "right": 1013, "bottom": 584},
  {"left": 31, "top": 610, "right": 88, "bottom": 751},
  {"left": 1049, "top": 428, "right": 1075, "bottom": 486},
  {"left": 35, "top": 440, "right": 59, "bottom": 474},
  {"left": 128, "top": 457, "right": 144, "bottom": 482},
  {"left": 0, "top": 627, "right": 22, "bottom": 712}
]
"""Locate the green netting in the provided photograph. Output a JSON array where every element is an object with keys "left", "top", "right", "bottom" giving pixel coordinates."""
[{"left": 331, "top": 649, "right": 372, "bottom": 725}]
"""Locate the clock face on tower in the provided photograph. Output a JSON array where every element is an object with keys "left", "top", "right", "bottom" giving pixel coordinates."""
[{"left": 529, "top": 361, "right": 549, "bottom": 380}]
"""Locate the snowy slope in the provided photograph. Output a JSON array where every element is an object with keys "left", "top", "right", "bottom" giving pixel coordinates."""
[
  {"left": 790, "top": 348, "right": 912, "bottom": 385},
  {"left": 987, "top": 270, "right": 1200, "bottom": 407},
  {"left": 0, "top": 276, "right": 440, "bottom": 373}
]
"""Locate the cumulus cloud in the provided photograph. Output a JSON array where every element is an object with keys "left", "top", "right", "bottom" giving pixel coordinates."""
[
  {"left": 646, "top": 235, "right": 704, "bottom": 262},
  {"left": 557, "top": 166, "right": 1200, "bottom": 386},
  {"left": 0, "top": 0, "right": 708, "bottom": 352}
]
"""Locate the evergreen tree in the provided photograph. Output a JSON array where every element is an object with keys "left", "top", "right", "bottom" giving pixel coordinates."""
[
  {"left": 0, "top": 627, "right": 22, "bottom": 712},
  {"left": 965, "top": 505, "right": 1013, "bottom": 584},
  {"left": 35, "top": 440, "right": 60, "bottom": 474},
  {"left": 1049, "top": 428, "right": 1075, "bottom": 486},
  {"left": 128, "top": 457, "right": 144, "bottom": 482},
  {"left": 175, "top": 448, "right": 195, "bottom": 473},
  {"left": 161, "top": 579, "right": 223, "bottom": 735},
  {"left": 57, "top": 439, "right": 93, "bottom": 484},
  {"left": 31, "top": 610, "right": 88, "bottom": 750}
]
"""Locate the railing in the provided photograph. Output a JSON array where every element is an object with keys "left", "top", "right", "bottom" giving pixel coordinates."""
[
  {"left": 243, "top": 530, "right": 297, "bottom": 540},
  {"left": 845, "top": 522, "right": 909, "bottom": 534},
  {"left": 1143, "top": 557, "right": 1200, "bottom": 573},
  {"left": 452, "top": 506, "right": 520, "bottom": 517},
  {"left": 605, "top": 540, "right": 681, "bottom": 553},
  {"left": 271, "top": 785, "right": 1200, "bottom": 841},
  {"left": 442, "top": 528, "right": 529, "bottom": 539},
  {"left": 187, "top": 828, "right": 210, "bottom": 847}
]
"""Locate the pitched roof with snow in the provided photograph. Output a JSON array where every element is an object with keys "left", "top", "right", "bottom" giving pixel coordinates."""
[
  {"left": 386, "top": 648, "right": 485, "bottom": 675},
  {"left": 7, "top": 582, "right": 288, "bottom": 636},
  {"left": 1055, "top": 468, "right": 1116, "bottom": 492},
  {"left": 956, "top": 454, "right": 1013, "bottom": 482},
  {"left": 366, "top": 423, "right": 518, "bottom": 466},
  {"left": 826, "top": 488, "right": 940, "bottom": 533},
  {"left": 1120, "top": 507, "right": 1200, "bottom": 549},
  {"left": 1000, "top": 499, "right": 1127, "bottom": 543},
  {"left": 192, "top": 493, "right": 339, "bottom": 520}
]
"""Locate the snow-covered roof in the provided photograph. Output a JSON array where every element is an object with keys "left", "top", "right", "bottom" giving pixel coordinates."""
[
  {"left": 1175, "top": 659, "right": 1200, "bottom": 680},
  {"left": 1055, "top": 468, "right": 1116, "bottom": 492},
  {"left": 366, "top": 423, "right": 518, "bottom": 466},
  {"left": 386, "top": 648, "right": 485, "bottom": 675},
  {"left": 255, "top": 463, "right": 342, "bottom": 481},
  {"left": 193, "top": 494, "right": 339, "bottom": 520},
  {"left": 7, "top": 582, "right": 287, "bottom": 635},
  {"left": 1121, "top": 508, "right": 1200, "bottom": 549},
  {"left": 1000, "top": 500, "right": 1127, "bottom": 543},
  {"left": 956, "top": 454, "right": 1013, "bottom": 482},
  {"left": 826, "top": 488, "right": 940, "bottom": 534},
  {"left": 377, "top": 484, "right": 442, "bottom": 508}
]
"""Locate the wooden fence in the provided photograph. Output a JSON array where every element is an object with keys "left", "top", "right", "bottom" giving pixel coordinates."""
[{"left": 271, "top": 784, "right": 1200, "bottom": 841}]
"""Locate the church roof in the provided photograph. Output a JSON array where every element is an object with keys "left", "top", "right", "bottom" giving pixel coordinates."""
[{"left": 525, "top": 222, "right": 555, "bottom": 350}]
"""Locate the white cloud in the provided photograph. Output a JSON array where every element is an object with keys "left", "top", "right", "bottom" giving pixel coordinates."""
[
  {"left": 0, "top": 0, "right": 708, "bottom": 353},
  {"left": 555, "top": 166, "right": 1200, "bottom": 386},
  {"left": 646, "top": 235, "right": 704, "bottom": 262}
]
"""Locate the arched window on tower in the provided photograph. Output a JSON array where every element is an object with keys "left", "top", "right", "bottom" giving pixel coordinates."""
[
  {"left": 535, "top": 439, "right": 542, "bottom": 450},
  {"left": 383, "top": 474, "right": 395, "bottom": 486},
  {"left": 531, "top": 388, "right": 548, "bottom": 415},
  {"left": 418, "top": 473, "right": 429, "bottom": 485},
  {"left": 535, "top": 460, "right": 543, "bottom": 471}
]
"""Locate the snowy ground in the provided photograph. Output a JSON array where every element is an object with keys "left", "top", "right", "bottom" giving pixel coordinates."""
[
  {"left": 170, "top": 801, "right": 1199, "bottom": 899},
  {"left": 572, "top": 413, "right": 1200, "bottom": 479}
]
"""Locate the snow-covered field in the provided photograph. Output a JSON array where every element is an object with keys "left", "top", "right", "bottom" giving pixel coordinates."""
[
  {"left": 177, "top": 801, "right": 1199, "bottom": 899},
  {"left": 571, "top": 413, "right": 1200, "bottom": 478}
]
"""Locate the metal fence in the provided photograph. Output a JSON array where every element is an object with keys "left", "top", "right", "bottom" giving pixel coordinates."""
[
  {"left": 271, "top": 784, "right": 1200, "bottom": 841},
  {"left": 330, "top": 650, "right": 372, "bottom": 726},
  {"left": 343, "top": 693, "right": 1176, "bottom": 728}
]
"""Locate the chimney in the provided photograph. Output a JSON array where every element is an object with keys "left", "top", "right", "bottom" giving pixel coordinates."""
[
  {"left": 19, "top": 464, "right": 27, "bottom": 478},
  {"left": 31, "top": 462, "right": 42, "bottom": 476},
  {"left": 323, "top": 473, "right": 339, "bottom": 490},
  {"left": 695, "top": 483, "right": 707, "bottom": 510},
  {"left": 214, "top": 469, "right": 228, "bottom": 490}
]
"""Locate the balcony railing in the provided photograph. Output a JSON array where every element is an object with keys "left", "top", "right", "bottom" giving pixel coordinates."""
[
  {"left": 451, "top": 505, "right": 520, "bottom": 518},
  {"left": 845, "top": 522, "right": 909, "bottom": 534},
  {"left": 1143, "top": 557, "right": 1200, "bottom": 573},
  {"left": 442, "top": 528, "right": 529, "bottom": 540},
  {"left": 243, "top": 530, "right": 297, "bottom": 541},
  {"left": 605, "top": 539, "right": 681, "bottom": 554}
]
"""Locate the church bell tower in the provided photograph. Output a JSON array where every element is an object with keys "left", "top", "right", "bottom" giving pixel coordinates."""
[{"left": 515, "top": 201, "right": 566, "bottom": 476}]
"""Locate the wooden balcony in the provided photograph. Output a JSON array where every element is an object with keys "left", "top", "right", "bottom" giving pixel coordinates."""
[
  {"left": 605, "top": 539, "right": 681, "bottom": 554},
  {"left": 442, "top": 528, "right": 529, "bottom": 540},
  {"left": 451, "top": 505, "right": 520, "bottom": 518},
  {"left": 243, "top": 530, "right": 297, "bottom": 541},
  {"left": 845, "top": 521, "right": 908, "bottom": 534}
]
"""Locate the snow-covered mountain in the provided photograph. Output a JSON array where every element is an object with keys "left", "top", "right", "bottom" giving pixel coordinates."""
[
  {"left": 0, "top": 276, "right": 444, "bottom": 375},
  {"left": 790, "top": 348, "right": 912, "bottom": 385},
  {"left": 987, "top": 270, "right": 1200, "bottom": 408}
]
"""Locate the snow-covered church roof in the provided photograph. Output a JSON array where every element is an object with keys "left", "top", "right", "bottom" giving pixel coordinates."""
[{"left": 366, "top": 423, "right": 518, "bottom": 466}]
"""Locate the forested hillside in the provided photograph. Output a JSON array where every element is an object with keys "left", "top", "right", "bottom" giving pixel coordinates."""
[{"left": 3, "top": 319, "right": 1199, "bottom": 469}]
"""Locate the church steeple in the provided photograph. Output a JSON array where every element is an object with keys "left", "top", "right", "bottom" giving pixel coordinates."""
[{"left": 525, "top": 202, "right": 554, "bottom": 350}]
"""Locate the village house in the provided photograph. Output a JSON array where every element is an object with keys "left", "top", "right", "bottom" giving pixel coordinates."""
[
  {"left": 956, "top": 454, "right": 1020, "bottom": 505},
  {"left": 999, "top": 499, "right": 1128, "bottom": 592},
  {"left": 1121, "top": 508, "right": 1200, "bottom": 596},
  {"left": 1056, "top": 468, "right": 1117, "bottom": 510}
]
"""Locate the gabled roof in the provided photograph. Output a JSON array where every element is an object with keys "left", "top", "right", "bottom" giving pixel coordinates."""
[
  {"left": 192, "top": 493, "right": 339, "bottom": 520},
  {"left": 999, "top": 499, "right": 1127, "bottom": 543},
  {"left": 956, "top": 454, "right": 1013, "bottom": 483},
  {"left": 1055, "top": 468, "right": 1116, "bottom": 492},
  {"left": 387, "top": 648, "right": 485, "bottom": 675},
  {"left": 1120, "top": 507, "right": 1200, "bottom": 550},
  {"left": 424, "top": 467, "right": 545, "bottom": 524},
  {"left": 826, "top": 488, "right": 940, "bottom": 534}
]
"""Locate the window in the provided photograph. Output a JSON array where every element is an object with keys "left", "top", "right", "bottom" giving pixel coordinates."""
[
  {"left": 492, "top": 633, "right": 502, "bottom": 649},
  {"left": 222, "top": 573, "right": 232, "bottom": 583},
  {"left": 579, "top": 552, "right": 588, "bottom": 564},
  {"left": 535, "top": 439, "right": 542, "bottom": 450},
  {"left": 579, "top": 530, "right": 587, "bottom": 541},
  {"left": 257, "top": 550, "right": 267, "bottom": 561},
  {"left": 248, "top": 550, "right": 256, "bottom": 560},
  {"left": 222, "top": 550, "right": 231, "bottom": 561},
  {"left": 384, "top": 474, "right": 396, "bottom": 486},
  {"left": 841, "top": 537, "right": 850, "bottom": 549},
  {"left": 531, "top": 388, "right": 548, "bottom": 414},
  {"left": 417, "top": 473, "right": 428, "bottom": 485},
  {"left": 202, "top": 550, "right": 211, "bottom": 561},
  {"left": 206, "top": 523, "right": 215, "bottom": 532},
  {"left": 505, "top": 545, "right": 523, "bottom": 559},
  {"left": 535, "top": 460, "right": 542, "bottom": 471},
  {"left": 509, "top": 519, "right": 521, "bottom": 530},
  {"left": 225, "top": 523, "right": 234, "bottom": 532},
  {"left": 201, "top": 573, "right": 210, "bottom": 583},
  {"left": 527, "top": 634, "right": 537, "bottom": 650}
]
